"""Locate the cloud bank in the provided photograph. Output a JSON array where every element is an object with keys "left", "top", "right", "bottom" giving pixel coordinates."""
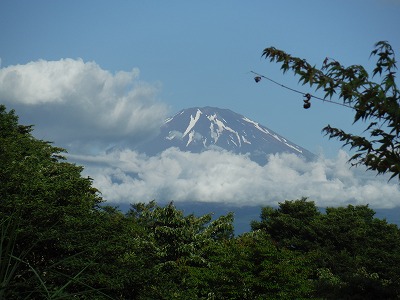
[
  {"left": 2, "top": 58, "right": 399, "bottom": 210},
  {"left": 70, "top": 148, "right": 400, "bottom": 209},
  {"left": 0, "top": 58, "right": 168, "bottom": 151}
]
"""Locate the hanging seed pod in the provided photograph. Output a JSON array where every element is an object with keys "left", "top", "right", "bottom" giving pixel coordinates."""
[
  {"left": 254, "top": 76, "right": 261, "bottom": 83},
  {"left": 303, "top": 93, "right": 311, "bottom": 109}
]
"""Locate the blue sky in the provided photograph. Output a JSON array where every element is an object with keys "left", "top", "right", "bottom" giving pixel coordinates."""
[{"left": 1, "top": 1, "right": 400, "bottom": 208}]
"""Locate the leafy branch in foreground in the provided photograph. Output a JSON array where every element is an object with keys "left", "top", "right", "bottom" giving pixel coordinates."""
[{"left": 262, "top": 41, "right": 400, "bottom": 180}]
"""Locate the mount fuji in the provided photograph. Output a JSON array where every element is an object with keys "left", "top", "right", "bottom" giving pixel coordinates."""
[
  {"left": 103, "top": 107, "right": 400, "bottom": 234},
  {"left": 136, "top": 106, "right": 315, "bottom": 164}
]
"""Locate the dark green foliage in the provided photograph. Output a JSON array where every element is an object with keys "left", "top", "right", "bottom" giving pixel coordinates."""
[
  {"left": 2, "top": 104, "right": 400, "bottom": 299},
  {"left": 262, "top": 41, "right": 400, "bottom": 180},
  {"left": 251, "top": 197, "right": 320, "bottom": 251},
  {"left": 0, "top": 105, "right": 108, "bottom": 298},
  {"left": 252, "top": 198, "right": 400, "bottom": 299},
  {"left": 124, "top": 201, "right": 235, "bottom": 299},
  {"left": 188, "top": 231, "right": 315, "bottom": 299}
]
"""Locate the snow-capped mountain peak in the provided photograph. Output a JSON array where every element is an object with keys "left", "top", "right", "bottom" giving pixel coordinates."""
[{"left": 136, "top": 106, "right": 315, "bottom": 165}]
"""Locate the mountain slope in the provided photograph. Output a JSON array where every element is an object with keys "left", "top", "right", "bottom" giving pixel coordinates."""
[{"left": 136, "top": 106, "right": 315, "bottom": 165}]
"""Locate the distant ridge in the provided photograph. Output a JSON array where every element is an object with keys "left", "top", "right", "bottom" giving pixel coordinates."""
[{"left": 136, "top": 106, "right": 315, "bottom": 165}]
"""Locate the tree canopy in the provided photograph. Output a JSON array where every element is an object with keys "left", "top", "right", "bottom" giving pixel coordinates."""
[
  {"left": 262, "top": 41, "right": 400, "bottom": 180},
  {"left": 252, "top": 199, "right": 400, "bottom": 299}
]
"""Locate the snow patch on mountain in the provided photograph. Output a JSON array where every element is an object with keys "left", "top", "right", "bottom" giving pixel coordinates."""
[
  {"left": 186, "top": 130, "right": 203, "bottom": 146},
  {"left": 242, "top": 117, "right": 270, "bottom": 135},
  {"left": 207, "top": 113, "right": 241, "bottom": 146},
  {"left": 242, "top": 135, "right": 251, "bottom": 144},
  {"left": 183, "top": 109, "right": 202, "bottom": 137},
  {"left": 285, "top": 142, "right": 303, "bottom": 153}
]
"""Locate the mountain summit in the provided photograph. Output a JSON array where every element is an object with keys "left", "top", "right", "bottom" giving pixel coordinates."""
[{"left": 137, "top": 106, "right": 315, "bottom": 165}]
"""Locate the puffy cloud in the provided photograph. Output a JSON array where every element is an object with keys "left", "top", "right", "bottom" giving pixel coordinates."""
[
  {"left": 3, "top": 59, "right": 399, "bottom": 210},
  {"left": 0, "top": 59, "right": 169, "bottom": 151},
  {"left": 70, "top": 148, "right": 400, "bottom": 209}
]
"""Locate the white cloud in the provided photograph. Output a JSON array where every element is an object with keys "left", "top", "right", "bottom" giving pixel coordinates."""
[
  {"left": 3, "top": 59, "right": 399, "bottom": 210},
  {"left": 0, "top": 59, "right": 169, "bottom": 151},
  {"left": 70, "top": 148, "right": 400, "bottom": 209}
]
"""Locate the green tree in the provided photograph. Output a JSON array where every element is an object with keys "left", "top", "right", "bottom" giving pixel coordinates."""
[
  {"left": 251, "top": 198, "right": 321, "bottom": 251},
  {"left": 252, "top": 199, "right": 400, "bottom": 298},
  {"left": 315, "top": 205, "right": 400, "bottom": 299},
  {"left": 0, "top": 105, "right": 111, "bottom": 298},
  {"left": 262, "top": 41, "right": 400, "bottom": 179},
  {"left": 125, "top": 201, "right": 235, "bottom": 299},
  {"left": 191, "top": 231, "right": 315, "bottom": 299}
]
